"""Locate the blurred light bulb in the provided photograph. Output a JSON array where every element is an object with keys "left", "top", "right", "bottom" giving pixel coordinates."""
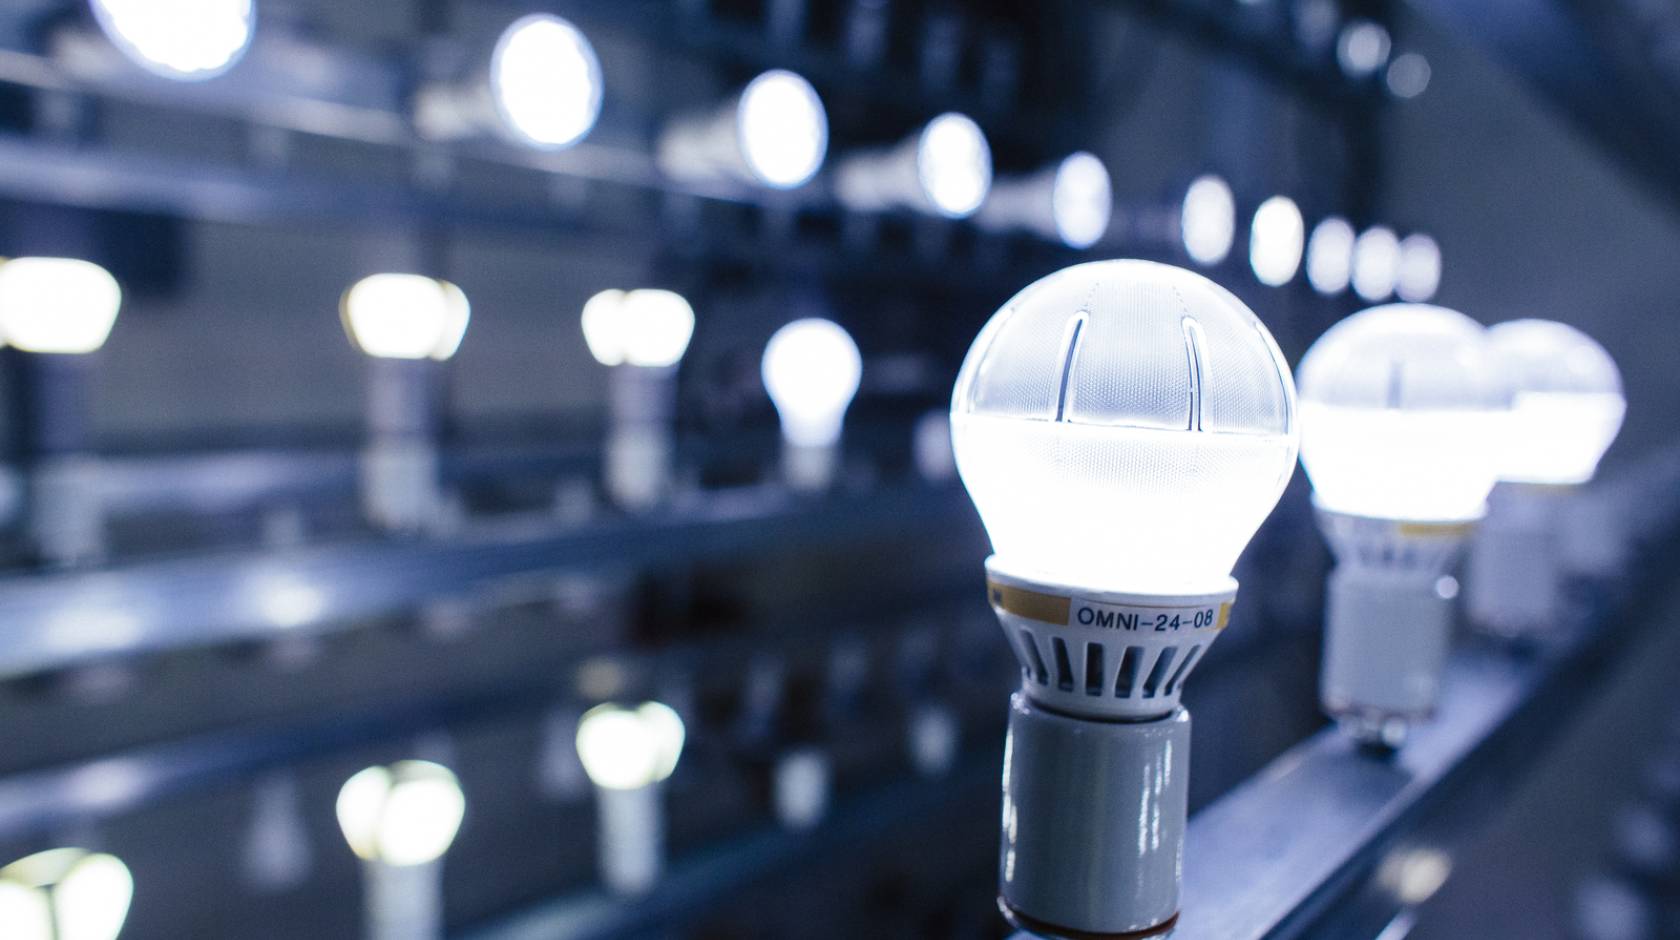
[
  {"left": 1299, "top": 304, "right": 1506, "bottom": 521},
  {"left": 762, "top": 319, "right": 862, "bottom": 448},
  {"left": 1352, "top": 225, "right": 1400, "bottom": 302},
  {"left": 1249, "top": 195, "right": 1305, "bottom": 286},
  {"left": 620, "top": 290, "right": 695, "bottom": 368},
  {"left": 1337, "top": 19, "right": 1392, "bottom": 78},
  {"left": 1396, "top": 233, "right": 1442, "bottom": 303},
  {"left": 1487, "top": 320, "right": 1624, "bottom": 484},
  {"left": 340, "top": 274, "right": 470, "bottom": 361},
  {"left": 575, "top": 702, "right": 686, "bottom": 790},
  {"left": 336, "top": 761, "right": 466, "bottom": 867},
  {"left": 1387, "top": 52, "right": 1432, "bottom": 99},
  {"left": 1306, "top": 217, "right": 1356, "bottom": 295},
  {"left": 0, "top": 258, "right": 122, "bottom": 354},
  {"left": 954, "top": 259, "right": 1297, "bottom": 593},
  {"left": 490, "top": 14, "right": 602, "bottom": 150},
  {"left": 1051, "top": 152, "right": 1112, "bottom": 249},
  {"left": 581, "top": 289, "right": 627, "bottom": 367},
  {"left": 0, "top": 848, "right": 133, "bottom": 940},
  {"left": 1181, "top": 174, "right": 1235, "bottom": 266},
  {"left": 738, "top": 70, "right": 827, "bottom": 189},
  {"left": 89, "top": 0, "right": 255, "bottom": 81},
  {"left": 917, "top": 113, "right": 992, "bottom": 218}
]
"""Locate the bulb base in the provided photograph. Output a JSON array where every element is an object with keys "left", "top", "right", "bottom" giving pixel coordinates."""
[
  {"left": 595, "top": 782, "right": 664, "bottom": 895},
  {"left": 984, "top": 559, "right": 1236, "bottom": 721},
  {"left": 1320, "top": 564, "right": 1454, "bottom": 738},
  {"left": 999, "top": 693, "right": 1190, "bottom": 937},
  {"left": 1466, "top": 482, "right": 1570, "bottom": 639},
  {"left": 362, "top": 858, "right": 445, "bottom": 940},
  {"left": 605, "top": 365, "right": 677, "bottom": 511}
]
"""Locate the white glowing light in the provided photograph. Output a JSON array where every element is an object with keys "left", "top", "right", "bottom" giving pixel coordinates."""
[
  {"left": 0, "top": 258, "right": 121, "bottom": 354},
  {"left": 0, "top": 848, "right": 133, "bottom": 940},
  {"left": 952, "top": 260, "right": 1298, "bottom": 593},
  {"left": 490, "top": 14, "right": 602, "bottom": 150},
  {"left": 738, "top": 70, "right": 827, "bottom": 189},
  {"left": 340, "top": 274, "right": 469, "bottom": 361},
  {"left": 916, "top": 113, "right": 991, "bottom": 219},
  {"left": 1352, "top": 226, "right": 1401, "bottom": 302},
  {"left": 1487, "top": 319, "right": 1625, "bottom": 484},
  {"left": 336, "top": 761, "right": 466, "bottom": 867},
  {"left": 1298, "top": 304, "right": 1508, "bottom": 521},
  {"left": 1337, "top": 19, "right": 1392, "bottom": 78},
  {"left": 1249, "top": 195, "right": 1305, "bottom": 286},
  {"left": 1051, "top": 152, "right": 1112, "bottom": 249},
  {"left": 576, "top": 702, "right": 687, "bottom": 790},
  {"left": 762, "top": 319, "right": 862, "bottom": 448},
  {"left": 1307, "top": 217, "right": 1356, "bottom": 295},
  {"left": 1396, "top": 233, "right": 1442, "bottom": 302},
  {"left": 579, "top": 289, "right": 695, "bottom": 369},
  {"left": 1181, "top": 174, "right": 1236, "bottom": 267},
  {"left": 90, "top": 0, "right": 254, "bottom": 81},
  {"left": 1387, "top": 52, "right": 1431, "bottom": 99}
]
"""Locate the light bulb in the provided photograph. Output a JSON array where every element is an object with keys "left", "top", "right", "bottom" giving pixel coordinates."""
[
  {"left": 575, "top": 702, "right": 686, "bottom": 791},
  {"left": 1306, "top": 216, "right": 1355, "bottom": 295},
  {"left": 1050, "top": 152, "right": 1112, "bottom": 249},
  {"left": 581, "top": 289, "right": 628, "bottom": 367},
  {"left": 1396, "top": 233, "right": 1442, "bottom": 302},
  {"left": 738, "top": 70, "right": 828, "bottom": 189},
  {"left": 0, "top": 258, "right": 122, "bottom": 354},
  {"left": 1352, "top": 225, "right": 1401, "bottom": 302},
  {"left": 490, "top": 14, "right": 602, "bottom": 150},
  {"left": 1337, "top": 19, "right": 1392, "bottom": 78},
  {"left": 89, "top": 0, "right": 255, "bottom": 81},
  {"left": 1181, "top": 174, "right": 1235, "bottom": 266},
  {"left": 917, "top": 113, "right": 991, "bottom": 218},
  {"left": 1298, "top": 303, "right": 1508, "bottom": 745},
  {"left": 0, "top": 848, "right": 133, "bottom": 940},
  {"left": 954, "top": 260, "right": 1297, "bottom": 938},
  {"left": 340, "top": 274, "right": 470, "bottom": 361},
  {"left": 1249, "top": 195, "right": 1305, "bottom": 286},
  {"left": 1487, "top": 319, "right": 1624, "bottom": 485},
  {"left": 336, "top": 761, "right": 466, "bottom": 867},
  {"left": 1298, "top": 304, "right": 1506, "bottom": 522},
  {"left": 762, "top": 318, "right": 861, "bottom": 449}
]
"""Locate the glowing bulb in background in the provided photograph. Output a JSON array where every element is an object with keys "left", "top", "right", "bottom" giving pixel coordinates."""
[
  {"left": 1249, "top": 195, "right": 1305, "bottom": 286},
  {"left": 0, "top": 258, "right": 122, "bottom": 355},
  {"left": 89, "top": 0, "right": 255, "bottom": 81},
  {"left": 916, "top": 113, "right": 992, "bottom": 219},
  {"left": 1337, "top": 19, "right": 1392, "bottom": 78},
  {"left": 336, "top": 761, "right": 466, "bottom": 867},
  {"left": 580, "top": 289, "right": 695, "bottom": 369},
  {"left": 1298, "top": 304, "right": 1507, "bottom": 521},
  {"left": 1396, "top": 233, "right": 1442, "bottom": 302},
  {"left": 581, "top": 289, "right": 628, "bottom": 367},
  {"left": 1050, "top": 152, "right": 1112, "bottom": 249},
  {"left": 762, "top": 318, "right": 862, "bottom": 448},
  {"left": 1351, "top": 225, "right": 1401, "bottom": 302},
  {"left": 1181, "top": 174, "right": 1235, "bottom": 267},
  {"left": 1306, "top": 217, "right": 1355, "bottom": 295},
  {"left": 575, "top": 702, "right": 686, "bottom": 790},
  {"left": 952, "top": 259, "right": 1298, "bottom": 593},
  {"left": 490, "top": 14, "right": 602, "bottom": 150},
  {"left": 0, "top": 848, "right": 133, "bottom": 940},
  {"left": 1486, "top": 319, "right": 1624, "bottom": 485},
  {"left": 738, "top": 70, "right": 828, "bottom": 189},
  {"left": 340, "top": 274, "right": 470, "bottom": 361}
]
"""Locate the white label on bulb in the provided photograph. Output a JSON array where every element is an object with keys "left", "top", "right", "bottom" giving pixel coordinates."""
[{"left": 1071, "top": 598, "right": 1229, "bottom": 634}]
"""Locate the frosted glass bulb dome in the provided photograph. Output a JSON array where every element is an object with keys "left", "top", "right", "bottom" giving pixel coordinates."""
[
  {"left": 738, "top": 70, "right": 828, "bottom": 189},
  {"left": 580, "top": 289, "right": 695, "bottom": 368},
  {"left": 90, "top": 0, "right": 255, "bottom": 81},
  {"left": 576, "top": 702, "right": 686, "bottom": 790},
  {"left": 1487, "top": 319, "right": 1624, "bottom": 484},
  {"left": 0, "top": 258, "right": 122, "bottom": 354},
  {"left": 1250, "top": 195, "right": 1305, "bottom": 287},
  {"left": 1051, "top": 152, "right": 1112, "bottom": 249},
  {"left": 1298, "top": 304, "right": 1508, "bottom": 521},
  {"left": 916, "top": 113, "right": 991, "bottom": 219},
  {"left": 762, "top": 319, "right": 862, "bottom": 447},
  {"left": 0, "top": 848, "right": 132, "bottom": 940},
  {"left": 1181, "top": 174, "right": 1235, "bottom": 266},
  {"left": 1306, "top": 217, "right": 1355, "bottom": 296},
  {"left": 490, "top": 14, "right": 602, "bottom": 150},
  {"left": 340, "top": 274, "right": 470, "bottom": 361},
  {"left": 951, "top": 259, "right": 1298, "bottom": 593},
  {"left": 336, "top": 761, "right": 466, "bottom": 867}
]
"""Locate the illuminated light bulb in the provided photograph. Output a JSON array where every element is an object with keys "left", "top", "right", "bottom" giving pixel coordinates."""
[
  {"left": 952, "top": 260, "right": 1297, "bottom": 937},
  {"left": 761, "top": 318, "right": 862, "bottom": 492},
  {"left": 1467, "top": 320, "right": 1625, "bottom": 637},
  {"left": 1249, "top": 195, "right": 1305, "bottom": 286},
  {"left": 337, "top": 761, "right": 465, "bottom": 940},
  {"left": 1337, "top": 19, "right": 1392, "bottom": 78},
  {"left": 580, "top": 289, "right": 695, "bottom": 510},
  {"left": 1181, "top": 174, "right": 1236, "bottom": 266},
  {"left": 1387, "top": 52, "right": 1432, "bottom": 99},
  {"left": 1306, "top": 216, "right": 1356, "bottom": 295},
  {"left": 87, "top": 0, "right": 255, "bottom": 81},
  {"left": 415, "top": 14, "right": 601, "bottom": 151},
  {"left": 1352, "top": 225, "right": 1401, "bottom": 302},
  {"left": 0, "top": 257, "right": 122, "bottom": 567},
  {"left": 772, "top": 747, "right": 831, "bottom": 830},
  {"left": 341, "top": 275, "right": 467, "bottom": 533},
  {"left": 974, "top": 151, "right": 1113, "bottom": 249},
  {"left": 576, "top": 702, "right": 686, "bottom": 895},
  {"left": 1298, "top": 304, "right": 1508, "bottom": 746},
  {"left": 1396, "top": 233, "right": 1442, "bottom": 302},
  {"left": 658, "top": 70, "right": 827, "bottom": 190},
  {"left": 834, "top": 113, "right": 992, "bottom": 219},
  {"left": 0, "top": 848, "right": 133, "bottom": 940}
]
